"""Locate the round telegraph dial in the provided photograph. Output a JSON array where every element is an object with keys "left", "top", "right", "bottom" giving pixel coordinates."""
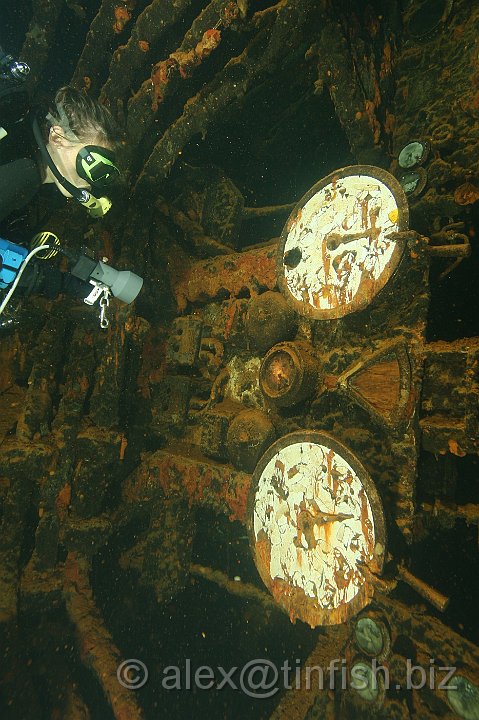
[
  {"left": 248, "top": 431, "right": 386, "bottom": 627},
  {"left": 277, "top": 165, "right": 409, "bottom": 319}
]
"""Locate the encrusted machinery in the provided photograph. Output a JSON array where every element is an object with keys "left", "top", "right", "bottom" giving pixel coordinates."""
[
  {"left": 1, "top": 1, "right": 479, "bottom": 719},
  {"left": 139, "top": 163, "right": 479, "bottom": 717}
]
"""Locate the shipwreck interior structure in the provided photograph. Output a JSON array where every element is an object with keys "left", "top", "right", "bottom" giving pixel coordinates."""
[{"left": 1, "top": 0, "right": 479, "bottom": 718}]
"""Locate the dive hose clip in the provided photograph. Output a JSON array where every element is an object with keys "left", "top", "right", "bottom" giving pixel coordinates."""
[{"left": 84, "top": 280, "right": 111, "bottom": 328}]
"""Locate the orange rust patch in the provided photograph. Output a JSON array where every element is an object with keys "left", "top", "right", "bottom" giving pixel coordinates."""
[
  {"left": 138, "top": 40, "right": 149, "bottom": 52},
  {"left": 448, "top": 439, "right": 466, "bottom": 457},
  {"left": 119, "top": 435, "right": 128, "bottom": 461},
  {"left": 384, "top": 110, "right": 395, "bottom": 135},
  {"left": 454, "top": 181, "right": 479, "bottom": 205},
  {"left": 56, "top": 483, "right": 71, "bottom": 521},
  {"left": 380, "top": 40, "right": 392, "bottom": 79},
  {"left": 113, "top": 5, "right": 131, "bottom": 34},
  {"left": 227, "top": 474, "right": 250, "bottom": 523},
  {"left": 195, "top": 29, "right": 222, "bottom": 57}
]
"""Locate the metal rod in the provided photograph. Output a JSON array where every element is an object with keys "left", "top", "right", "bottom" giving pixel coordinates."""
[
  {"left": 397, "top": 565, "right": 450, "bottom": 612},
  {"left": 425, "top": 243, "right": 471, "bottom": 257}
]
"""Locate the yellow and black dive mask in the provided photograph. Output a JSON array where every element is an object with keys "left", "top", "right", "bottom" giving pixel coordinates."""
[{"left": 76, "top": 145, "right": 120, "bottom": 188}]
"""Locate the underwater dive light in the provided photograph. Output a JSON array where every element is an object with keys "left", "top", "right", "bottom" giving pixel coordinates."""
[
  {"left": 62, "top": 246, "right": 143, "bottom": 304},
  {"left": 0, "top": 235, "right": 143, "bottom": 327}
]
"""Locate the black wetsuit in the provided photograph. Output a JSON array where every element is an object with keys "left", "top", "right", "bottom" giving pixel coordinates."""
[
  {"left": 0, "top": 79, "right": 46, "bottom": 224},
  {"left": 0, "top": 157, "right": 42, "bottom": 223}
]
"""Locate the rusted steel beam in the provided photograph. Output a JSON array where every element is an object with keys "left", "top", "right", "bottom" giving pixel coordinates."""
[
  {"left": 133, "top": 0, "right": 315, "bottom": 188},
  {"left": 421, "top": 499, "right": 479, "bottom": 527},
  {"left": 242, "top": 203, "right": 296, "bottom": 219},
  {"left": 268, "top": 624, "right": 350, "bottom": 720},
  {"left": 125, "top": 0, "right": 222, "bottom": 138},
  {"left": 15, "top": 311, "right": 67, "bottom": 440},
  {"left": 64, "top": 552, "right": 145, "bottom": 720},
  {"left": 172, "top": 244, "right": 277, "bottom": 312},
  {"left": 425, "top": 243, "right": 471, "bottom": 257},
  {"left": 0, "top": 439, "right": 52, "bottom": 623},
  {"left": 63, "top": 685, "right": 92, "bottom": 720},
  {"left": 190, "top": 563, "right": 281, "bottom": 613},
  {"left": 71, "top": 0, "right": 137, "bottom": 95},
  {"left": 308, "top": 15, "right": 390, "bottom": 167},
  {"left": 122, "top": 447, "right": 251, "bottom": 523},
  {"left": 420, "top": 338, "right": 479, "bottom": 456},
  {"left": 100, "top": 0, "right": 193, "bottom": 109},
  {"left": 127, "top": 0, "right": 243, "bottom": 146}
]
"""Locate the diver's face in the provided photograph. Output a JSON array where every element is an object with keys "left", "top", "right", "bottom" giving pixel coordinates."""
[{"left": 44, "top": 125, "right": 92, "bottom": 197}]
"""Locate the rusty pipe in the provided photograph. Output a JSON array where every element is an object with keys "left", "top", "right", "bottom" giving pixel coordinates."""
[
  {"left": 425, "top": 231, "right": 471, "bottom": 258},
  {"left": 397, "top": 565, "right": 450, "bottom": 612}
]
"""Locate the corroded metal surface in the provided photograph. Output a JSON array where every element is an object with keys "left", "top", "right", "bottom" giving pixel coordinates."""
[
  {"left": 277, "top": 166, "right": 409, "bottom": 319},
  {"left": 172, "top": 244, "right": 277, "bottom": 311},
  {"left": 226, "top": 408, "right": 277, "bottom": 473},
  {"left": 122, "top": 445, "right": 252, "bottom": 523},
  {"left": 3, "top": 1, "right": 479, "bottom": 717},
  {"left": 245, "top": 290, "right": 298, "bottom": 354},
  {"left": 248, "top": 431, "right": 386, "bottom": 627},
  {"left": 420, "top": 338, "right": 479, "bottom": 455}
]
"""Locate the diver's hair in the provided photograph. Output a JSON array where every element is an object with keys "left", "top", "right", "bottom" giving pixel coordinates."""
[{"left": 48, "top": 85, "right": 124, "bottom": 154}]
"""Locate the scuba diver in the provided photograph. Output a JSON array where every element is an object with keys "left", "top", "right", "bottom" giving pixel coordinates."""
[
  {"left": 0, "top": 84, "right": 123, "bottom": 222},
  {"left": 0, "top": 43, "right": 142, "bottom": 332}
]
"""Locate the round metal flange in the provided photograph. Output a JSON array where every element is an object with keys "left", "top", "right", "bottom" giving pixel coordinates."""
[
  {"left": 259, "top": 341, "right": 318, "bottom": 407},
  {"left": 350, "top": 656, "right": 386, "bottom": 706},
  {"left": 398, "top": 167, "right": 428, "bottom": 197},
  {"left": 248, "top": 430, "right": 386, "bottom": 627},
  {"left": 446, "top": 674, "right": 479, "bottom": 720},
  {"left": 277, "top": 165, "right": 409, "bottom": 320},
  {"left": 353, "top": 613, "right": 391, "bottom": 660},
  {"left": 398, "top": 140, "right": 430, "bottom": 169}
]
